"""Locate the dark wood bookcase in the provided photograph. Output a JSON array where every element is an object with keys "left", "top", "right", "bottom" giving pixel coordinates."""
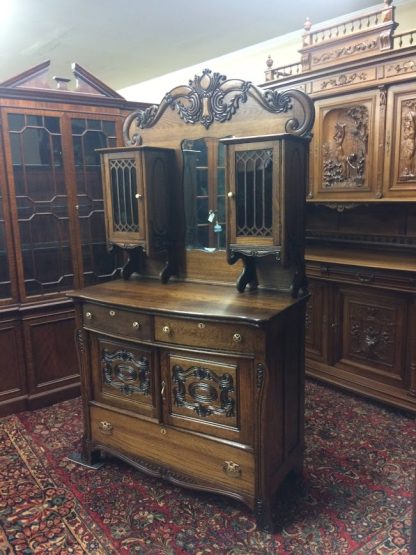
[{"left": 0, "top": 61, "right": 147, "bottom": 416}]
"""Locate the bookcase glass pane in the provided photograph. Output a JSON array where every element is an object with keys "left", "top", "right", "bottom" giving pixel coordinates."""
[
  {"left": 8, "top": 113, "right": 74, "bottom": 297},
  {"left": 0, "top": 186, "right": 12, "bottom": 299},
  {"left": 71, "top": 118, "right": 122, "bottom": 286}
]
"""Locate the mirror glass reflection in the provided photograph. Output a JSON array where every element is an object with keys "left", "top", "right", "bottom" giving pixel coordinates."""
[{"left": 182, "top": 137, "right": 226, "bottom": 251}]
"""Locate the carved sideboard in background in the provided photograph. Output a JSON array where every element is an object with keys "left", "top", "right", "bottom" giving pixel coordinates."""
[{"left": 261, "top": 0, "right": 416, "bottom": 412}]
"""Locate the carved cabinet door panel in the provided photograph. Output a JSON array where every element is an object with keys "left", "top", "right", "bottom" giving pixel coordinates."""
[
  {"left": 90, "top": 335, "right": 158, "bottom": 419},
  {"left": 333, "top": 284, "right": 409, "bottom": 389},
  {"left": 160, "top": 350, "right": 254, "bottom": 445},
  {"left": 383, "top": 83, "right": 416, "bottom": 199},
  {"left": 305, "top": 279, "right": 330, "bottom": 363},
  {"left": 309, "top": 90, "right": 382, "bottom": 201}
]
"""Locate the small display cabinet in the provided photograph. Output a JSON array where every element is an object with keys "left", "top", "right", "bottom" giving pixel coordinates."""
[
  {"left": 99, "top": 146, "right": 176, "bottom": 281},
  {"left": 222, "top": 135, "right": 309, "bottom": 295}
]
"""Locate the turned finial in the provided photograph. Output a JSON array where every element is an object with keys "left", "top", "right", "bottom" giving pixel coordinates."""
[
  {"left": 304, "top": 17, "right": 312, "bottom": 32},
  {"left": 266, "top": 55, "right": 274, "bottom": 69}
]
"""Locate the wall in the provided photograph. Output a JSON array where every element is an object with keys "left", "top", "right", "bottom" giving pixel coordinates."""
[{"left": 118, "top": 0, "right": 416, "bottom": 104}]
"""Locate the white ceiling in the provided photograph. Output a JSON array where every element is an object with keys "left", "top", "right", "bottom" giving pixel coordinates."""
[{"left": 1, "top": 0, "right": 380, "bottom": 91}]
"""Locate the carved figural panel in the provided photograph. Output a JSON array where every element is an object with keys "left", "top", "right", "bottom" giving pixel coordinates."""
[
  {"left": 169, "top": 355, "right": 238, "bottom": 429},
  {"left": 311, "top": 92, "right": 380, "bottom": 200},
  {"left": 384, "top": 85, "right": 416, "bottom": 197},
  {"left": 321, "top": 105, "right": 368, "bottom": 190}
]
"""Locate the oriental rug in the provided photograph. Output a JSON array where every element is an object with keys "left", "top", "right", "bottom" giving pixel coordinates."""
[{"left": 1, "top": 380, "right": 415, "bottom": 554}]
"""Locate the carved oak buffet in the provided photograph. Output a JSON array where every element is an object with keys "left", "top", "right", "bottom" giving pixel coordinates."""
[
  {"left": 70, "top": 69, "right": 314, "bottom": 529},
  {"left": 262, "top": 0, "right": 416, "bottom": 412}
]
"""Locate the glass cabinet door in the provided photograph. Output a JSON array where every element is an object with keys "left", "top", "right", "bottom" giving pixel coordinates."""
[
  {"left": 70, "top": 117, "right": 123, "bottom": 286},
  {"left": 0, "top": 144, "right": 15, "bottom": 303},
  {"left": 7, "top": 112, "right": 74, "bottom": 298},
  {"left": 226, "top": 140, "right": 279, "bottom": 248}
]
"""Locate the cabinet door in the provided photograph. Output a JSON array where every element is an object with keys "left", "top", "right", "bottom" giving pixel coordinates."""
[
  {"left": 68, "top": 116, "right": 124, "bottom": 287},
  {"left": 4, "top": 110, "right": 75, "bottom": 300},
  {"left": 383, "top": 83, "right": 416, "bottom": 199},
  {"left": 227, "top": 140, "right": 280, "bottom": 248},
  {"left": 0, "top": 129, "right": 17, "bottom": 305},
  {"left": 305, "top": 279, "right": 330, "bottom": 363},
  {"left": 90, "top": 335, "right": 158, "bottom": 419},
  {"left": 161, "top": 351, "right": 254, "bottom": 445},
  {"left": 334, "top": 284, "right": 408, "bottom": 389},
  {"left": 0, "top": 318, "right": 26, "bottom": 415},
  {"left": 309, "top": 90, "right": 382, "bottom": 201}
]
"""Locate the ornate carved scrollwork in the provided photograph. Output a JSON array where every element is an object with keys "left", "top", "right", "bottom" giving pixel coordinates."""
[
  {"left": 123, "top": 68, "right": 315, "bottom": 144},
  {"left": 172, "top": 363, "right": 235, "bottom": 418},
  {"left": 101, "top": 348, "right": 151, "bottom": 396}
]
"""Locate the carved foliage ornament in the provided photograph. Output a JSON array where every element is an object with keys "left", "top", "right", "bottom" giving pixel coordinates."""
[{"left": 123, "top": 69, "right": 315, "bottom": 144}]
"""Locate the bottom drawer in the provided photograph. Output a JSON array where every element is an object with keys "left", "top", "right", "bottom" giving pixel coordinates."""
[{"left": 90, "top": 405, "right": 255, "bottom": 497}]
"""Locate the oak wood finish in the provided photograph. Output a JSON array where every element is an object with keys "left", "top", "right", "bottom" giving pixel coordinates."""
[
  {"left": 262, "top": 1, "right": 416, "bottom": 412},
  {"left": 72, "top": 279, "right": 307, "bottom": 530},
  {"left": 0, "top": 61, "right": 148, "bottom": 415}
]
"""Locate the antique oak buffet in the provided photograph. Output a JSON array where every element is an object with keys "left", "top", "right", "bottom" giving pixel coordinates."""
[
  {"left": 70, "top": 69, "right": 315, "bottom": 529},
  {"left": 262, "top": 0, "right": 416, "bottom": 413}
]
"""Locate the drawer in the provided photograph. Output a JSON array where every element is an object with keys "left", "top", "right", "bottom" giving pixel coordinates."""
[
  {"left": 83, "top": 302, "right": 152, "bottom": 341},
  {"left": 306, "top": 262, "right": 416, "bottom": 292},
  {"left": 154, "top": 316, "right": 259, "bottom": 353},
  {"left": 90, "top": 405, "right": 255, "bottom": 497}
]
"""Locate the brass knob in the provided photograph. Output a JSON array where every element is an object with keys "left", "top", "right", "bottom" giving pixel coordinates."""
[
  {"left": 160, "top": 428, "right": 167, "bottom": 435},
  {"left": 162, "top": 325, "right": 171, "bottom": 335},
  {"left": 227, "top": 191, "right": 235, "bottom": 199},
  {"left": 132, "top": 321, "right": 141, "bottom": 330},
  {"left": 135, "top": 193, "right": 143, "bottom": 199},
  {"left": 109, "top": 310, "right": 116, "bottom": 317},
  {"left": 197, "top": 322, "right": 206, "bottom": 329},
  {"left": 85, "top": 311, "right": 93, "bottom": 320},
  {"left": 233, "top": 333, "right": 242, "bottom": 343},
  {"left": 98, "top": 421, "right": 113, "bottom": 435}
]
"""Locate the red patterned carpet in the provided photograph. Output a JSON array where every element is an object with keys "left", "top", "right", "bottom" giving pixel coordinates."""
[{"left": 1, "top": 380, "right": 415, "bottom": 554}]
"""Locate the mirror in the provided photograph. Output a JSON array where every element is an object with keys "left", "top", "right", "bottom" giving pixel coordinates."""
[{"left": 181, "top": 137, "right": 226, "bottom": 251}]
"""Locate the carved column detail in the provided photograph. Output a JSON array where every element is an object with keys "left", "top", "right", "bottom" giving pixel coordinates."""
[{"left": 398, "top": 99, "right": 416, "bottom": 181}]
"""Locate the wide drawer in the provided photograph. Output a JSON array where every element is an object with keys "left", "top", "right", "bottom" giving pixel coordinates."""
[
  {"left": 90, "top": 405, "right": 255, "bottom": 497},
  {"left": 154, "top": 315, "right": 260, "bottom": 353},
  {"left": 83, "top": 302, "right": 152, "bottom": 341},
  {"left": 306, "top": 261, "right": 416, "bottom": 292}
]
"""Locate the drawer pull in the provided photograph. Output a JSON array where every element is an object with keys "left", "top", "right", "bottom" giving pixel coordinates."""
[
  {"left": 232, "top": 333, "right": 242, "bottom": 343},
  {"left": 98, "top": 421, "right": 113, "bottom": 435},
  {"left": 109, "top": 310, "right": 116, "bottom": 317},
  {"left": 227, "top": 191, "right": 235, "bottom": 199},
  {"left": 162, "top": 325, "right": 171, "bottom": 335},
  {"left": 223, "top": 460, "right": 241, "bottom": 477},
  {"left": 132, "top": 321, "right": 141, "bottom": 330},
  {"left": 85, "top": 311, "right": 93, "bottom": 320},
  {"left": 356, "top": 273, "right": 375, "bottom": 284},
  {"left": 197, "top": 322, "right": 206, "bottom": 329},
  {"left": 160, "top": 427, "right": 167, "bottom": 435}
]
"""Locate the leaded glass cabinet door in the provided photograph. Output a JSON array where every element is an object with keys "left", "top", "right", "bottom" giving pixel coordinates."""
[
  {"left": 225, "top": 138, "right": 281, "bottom": 251},
  {"left": 6, "top": 110, "right": 74, "bottom": 300},
  {"left": 70, "top": 116, "right": 123, "bottom": 286}
]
